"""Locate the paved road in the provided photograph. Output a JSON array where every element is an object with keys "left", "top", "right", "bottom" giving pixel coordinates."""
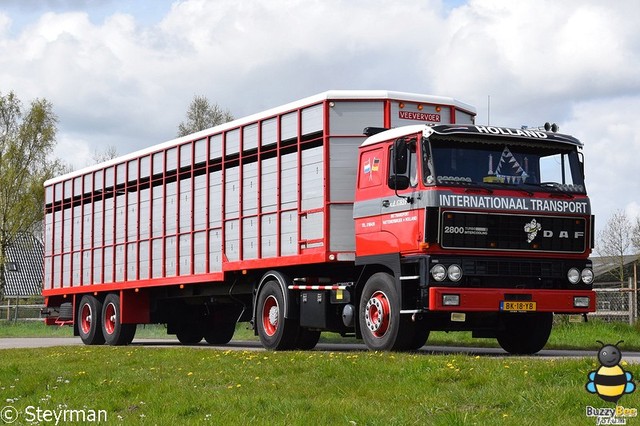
[{"left": 2, "top": 337, "right": 639, "bottom": 363}]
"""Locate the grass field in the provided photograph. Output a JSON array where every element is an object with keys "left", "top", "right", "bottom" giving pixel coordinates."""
[
  {"left": 0, "top": 345, "right": 628, "bottom": 425},
  {"left": 2, "top": 318, "right": 640, "bottom": 352},
  {"left": 1, "top": 319, "right": 639, "bottom": 424}
]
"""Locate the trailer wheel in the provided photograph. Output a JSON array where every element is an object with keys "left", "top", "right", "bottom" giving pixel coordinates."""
[
  {"left": 496, "top": 312, "right": 553, "bottom": 355},
  {"left": 102, "top": 294, "right": 137, "bottom": 346},
  {"left": 58, "top": 302, "right": 74, "bottom": 321},
  {"left": 77, "top": 295, "right": 105, "bottom": 345},
  {"left": 204, "top": 322, "right": 236, "bottom": 345},
  {"left": 295, "top": 328, "right": 321, "bottom": 350},
  {"left": 256, "top": 280, "right": 298, "bottom": 350},
  {"left": 176, "top": 325, "right": 204, "bottom": 345},
  {"left": 359, "top": 272, "right": 411, "bottom": 351}
]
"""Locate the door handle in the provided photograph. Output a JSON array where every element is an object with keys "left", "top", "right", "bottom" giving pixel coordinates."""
[{"left": 382, "top": 200, "right": 390, "bottom": 208}]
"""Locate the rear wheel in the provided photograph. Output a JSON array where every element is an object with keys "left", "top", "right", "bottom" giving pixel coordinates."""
[
  {"left": 256, "top": 280, "right": 298, "bottom": 350},
  {"left": 77, "top": 295, "right": 105, "bottom": 345},
  {"left": 295, "top": 328, "right": 321, "bottom": 350},
  {"left": 204, "top": 322, "right": 236, "bottom": 345},
  {"left": 405, "top": 318, "right": 430, "bottom": 350},
  {"left": 102, "top": 293, "right": 137, "bottom": 346},
  {"left": 496, "top": 312, "right": 553, "bottom": 355},
  {"left": 359, "top": 273, "right": 412, "bottom": 351}
]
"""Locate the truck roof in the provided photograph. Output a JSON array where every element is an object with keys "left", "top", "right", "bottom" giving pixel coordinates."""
[
  {"left": 361, "top": 124, "right": 583, "bottom": 148},
  {"left": 46, "top": 90, "right": 475, "bottom": 186}
]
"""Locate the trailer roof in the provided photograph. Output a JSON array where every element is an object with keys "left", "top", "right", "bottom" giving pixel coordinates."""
[{"left": 46, "top": 90, "right": 475, "bottom": 186}]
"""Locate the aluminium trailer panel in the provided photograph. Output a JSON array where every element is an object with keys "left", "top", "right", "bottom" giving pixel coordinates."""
[{"left": 43, "top": 91, "right": 476, "bottom": 296}]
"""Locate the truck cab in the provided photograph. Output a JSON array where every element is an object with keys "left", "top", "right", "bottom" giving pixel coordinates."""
[{"left": 353, "top": 124, "right": 596, "bottom": 353}]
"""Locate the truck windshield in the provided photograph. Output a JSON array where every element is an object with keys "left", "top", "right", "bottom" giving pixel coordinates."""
[{"left": 424, "top": 138, "right": 586, "bottom": 194}]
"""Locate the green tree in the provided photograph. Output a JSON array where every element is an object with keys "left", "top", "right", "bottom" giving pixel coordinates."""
[
  {"left": 177, "top": 95, "right": 233, "bottom": 137},
  {"left": 0, "top": 91, "right": 65, "bottom": 298}
]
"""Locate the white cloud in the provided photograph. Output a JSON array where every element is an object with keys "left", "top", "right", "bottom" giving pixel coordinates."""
[
  {"left": 1, "top": 0, "right": 639, "bottom": 237},
  {"left": 562, "top": 96, "right": 640, "bottom": 233}
]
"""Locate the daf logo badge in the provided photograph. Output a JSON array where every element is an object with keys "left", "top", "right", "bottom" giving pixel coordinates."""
[{"left": 524, "top": 219, "right": 542, "bottom": 243}]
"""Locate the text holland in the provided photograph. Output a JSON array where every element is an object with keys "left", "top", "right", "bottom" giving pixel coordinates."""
[{"left": 475, "top": 125, "right": 548, "bottom": 139}]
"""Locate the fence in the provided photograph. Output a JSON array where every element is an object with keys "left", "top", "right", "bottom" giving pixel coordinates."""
[
  {"left": 593, "top": 285, "right": 638, "bottom": 324},
  {"left": 0, "top": 297, "right": 46, "bottom": 322}
]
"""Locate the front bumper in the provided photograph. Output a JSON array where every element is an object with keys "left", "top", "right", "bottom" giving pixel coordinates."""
[{"left": 428, "top": 287, "right": 596, "bottom": 313}]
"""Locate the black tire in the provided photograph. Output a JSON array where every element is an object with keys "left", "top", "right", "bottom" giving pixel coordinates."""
[
  {"left": 256, "top": 280, "right": 298, "bottom": 350},
  {"left": 496, "top": 312, "right": 553, "bottom": 355},
  {"left": 176, "top": 325, "right": 204, "bottom": 345},
  {"left": 295, "top": 328, "right": 321, "bottom": 350},
  {"left": 359, "top": 272, "right": 412, "bottom": 351},
  {"left": 204, "top": 322, "right": 236, "bottom": 345},
  {"left": 405, "top": 319, "right": 430, "bottom": 350},
  {"left": 58, "top": 302, "right": 73, "bottom": 321},
  {"left": 102, "top": 293, "right": 137, "bottom": 346},
  {"left": 77, "top": 295, "right": 105, "bottom": 345}
]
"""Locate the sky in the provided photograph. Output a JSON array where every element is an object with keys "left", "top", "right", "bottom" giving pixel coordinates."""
[{"left": 1, "top": 0, "right": 639, "bottom": 246}]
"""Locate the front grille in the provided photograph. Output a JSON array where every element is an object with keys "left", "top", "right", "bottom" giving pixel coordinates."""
[
  {"left": 462, "top": 259, "right": 562, "bottom": 278},
  {"left": 440, "top": 257, "right": 574, "bottom": 289},
  {"left": 440, "top": 211, "right": 586, "bottom": 253}
]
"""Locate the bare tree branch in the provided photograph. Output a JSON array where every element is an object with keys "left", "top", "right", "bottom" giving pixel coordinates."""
[
  {"left": 177, "top": 95, "right": 233, "bottom": 137},
  {"left": 596, "top": 210, "right": 633, "bottom": 285}
]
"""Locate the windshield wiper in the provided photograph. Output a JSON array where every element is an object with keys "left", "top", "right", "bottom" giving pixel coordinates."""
[
  {"left": 436, "top": 178, "right": 494, "bottom": 193},
  {"left": 525, "top": 182, "right": 575, "bottom": 198},
  {"left": 482, "top": 181, "right": 534, "bottom": 196}
]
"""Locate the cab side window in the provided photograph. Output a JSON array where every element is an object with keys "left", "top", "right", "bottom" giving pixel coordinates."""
[{"left": 389, "top": 139, "right": 418, "bottom": 188}]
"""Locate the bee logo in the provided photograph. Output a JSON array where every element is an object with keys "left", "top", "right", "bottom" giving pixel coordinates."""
[{"left": 586, "top": 340, "right": 636, "bottom": 403}]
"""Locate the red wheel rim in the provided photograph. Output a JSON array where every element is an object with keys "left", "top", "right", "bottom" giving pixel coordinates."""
[
  {"left": 104, "top": 302, "right": 116, "bottom": 335},
  {"left": 262, "top": 295, "right": 279, "bottom": 337},
  {"left": 365, "top": 291, "right": 391, "bottom": 338},
  {"left": 80, "top": 303, "right": 92, "bottom": 335}
]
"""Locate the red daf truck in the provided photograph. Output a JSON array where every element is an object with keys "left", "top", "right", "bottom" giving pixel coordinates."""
[{"left": 42, "top": 90, "right": 596, "bottom": 354}]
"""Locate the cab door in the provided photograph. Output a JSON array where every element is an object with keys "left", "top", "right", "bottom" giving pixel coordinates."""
[
  {"left": 354, "top": 145, "right": 385, "bottom": 256},
  {"left": 379, "top": 136, "right": 423, "bottom": 254}
]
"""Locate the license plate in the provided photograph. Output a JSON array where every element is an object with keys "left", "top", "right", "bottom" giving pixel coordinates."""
[{"left": 500, "top": 301, "right": 537, "bottom": 311}]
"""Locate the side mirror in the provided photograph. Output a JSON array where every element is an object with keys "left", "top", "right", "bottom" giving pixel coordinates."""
[
  {"left": 388, "top": 175, "right": 410, "bottom": 190},
  {"left": 393, "top": 138, "right": 408, "bottom": 175}
]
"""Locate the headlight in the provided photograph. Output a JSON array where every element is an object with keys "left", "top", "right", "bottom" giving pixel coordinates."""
[
  {"left": 581, "top": 268, "right": 594, "bottom": 285},
  {"left": 574, "top": 296, "right": 591, "bottom": 308},
  {"left": 448, "top": 264, "right": 462, "bottom": 282},
  {"left": 431, "top": 264, "right": 446, "bottom": 282},
  {"left": 567, "top": 268, "right": 580, "bottom": 285},
  {"left": 442, "top": 294, "right": 460, "bottom": 306}
]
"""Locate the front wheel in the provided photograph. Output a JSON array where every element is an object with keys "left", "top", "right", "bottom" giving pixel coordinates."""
[
  {"left": 359, "top": 273, "right": 412, "bottom": 351},
  {"left": 496, "top": 312, "right": 553, "bottom": 355},
  {"left": 102, "top": 293, "right": 137, "bottom": 346}
]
